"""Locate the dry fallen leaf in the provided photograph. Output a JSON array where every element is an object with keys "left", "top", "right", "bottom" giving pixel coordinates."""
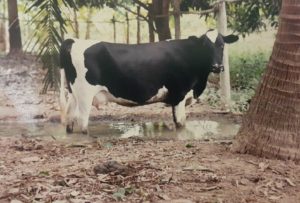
[
  {"left": 268, "top": 195, "right": 281, "bottom": 200},
  {"left": 285, "top": 178, "right": 296, "bottom": 187},
  {"left": 70, "top": 190, "right": 80, "bottom": 197},
  {"left": 258, "top": 162, "right": 269, "bottom": 172},
  {"left": 183, "top": 165, "right": 214, "bottom": 172},
  {"left": 158, "top": 194, "right": 171, "bottom": 200},
  {"left": 275, "top": 181, "right": 284, "bottom": 190},
  {"left": 10, "top": 200, "right": 23, "bottom": 203},
  {"left": 20, "top": 156, "right": 40, "bottom": 163},
  {"left": 240, "top": 178, "right": 249, "bottom": 186}
]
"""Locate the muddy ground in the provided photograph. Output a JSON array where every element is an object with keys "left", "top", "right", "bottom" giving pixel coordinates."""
[{"left": 0, "top": 56, "right": 299, "bottom": 203}]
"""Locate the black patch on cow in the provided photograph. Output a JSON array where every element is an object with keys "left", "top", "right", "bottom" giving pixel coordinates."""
[
  {"left": 60, "top": 39, "right": 76, "bottom": 93},
  {"left": 83, "top": 33, "right": 238, "bottom": 106},
  {"left": 83, "top": 37, "right": 213, "bottom": 106}
]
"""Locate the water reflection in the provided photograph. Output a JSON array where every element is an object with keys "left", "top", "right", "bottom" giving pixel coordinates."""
[{"left": 0, "top": 118, "right": 240, "bottom": 140}]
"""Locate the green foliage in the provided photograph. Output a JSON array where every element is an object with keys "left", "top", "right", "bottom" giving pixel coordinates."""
[
  {"left": 227, "top": 0, "right": 281, "bottom": 35},
  {"left": 231, "top": 88, "right": 255, "bottom": 112},
  {"left": 180, "top": 0, "right": 281, "bottom": 35},
  {"left": 230, "top": 52, "right": 268, "bottom": 90},
  {"left": 112, "top": 187, "right": 134, "bottom": 201},
  {"left": 26, "top": 0, "right": 132, "bottom": 92},
  {"left": 229, "top": 52, "right": 269, "bottom": 112},
  {"left": 27, "top": 0, "right": 76, "bottom": 92},
  {"left": 180, "top": 0, "right": 212, "bottom": 11},
  {"left": 202, "top": 52, "right": 269, "bottom": 112}
]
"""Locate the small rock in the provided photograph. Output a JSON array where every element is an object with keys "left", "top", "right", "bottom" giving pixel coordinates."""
[
  {"left": 240, "top": 178, "right": 249, "bottom": 186},
  {"left": 93, "top": 160, "right": 130, "bottom": 176},
  {"left": 33, "top": 114, "right": 45, "bottom": 119}
]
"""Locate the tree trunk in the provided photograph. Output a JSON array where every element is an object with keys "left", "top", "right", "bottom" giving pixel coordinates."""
[
  {"left": 217, "top": 1, "right": 231, "bottom": 108},
  {"left": 85, "top": 7, "right": 93, "bottom": 39},
  {"left": 148, "top": 3, "right": 155, "bottom": 42},
  {"left": 0, "top": 0, "right": 7, "bottom": 52},
  {"left": 172, "top": 0, "right": 181, "bottom": 39},
  {"left": 73, "top": 8, "right": 79, "bottom": 38},
  {"left": 137, "top": 6, "right": 141, "bottom": 44},
  {"left": 126, "top": 12, "right": 129, "bottom": 44},
  {"left": 112, "top": 16, "right": 116, "bottom": 43},
  {"left": 232, "top": 0, "right": 300, "bottom": 161},
  {"left": 7, "top": 0, "right": 22, "bottom": 54},
  {"left": 152, "top": 0, "right": 171, "bottom": 41}
]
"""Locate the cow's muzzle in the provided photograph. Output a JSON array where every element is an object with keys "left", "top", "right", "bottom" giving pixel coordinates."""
[{"left": 212, "top": 64, "right": 224, "bottom": 73}]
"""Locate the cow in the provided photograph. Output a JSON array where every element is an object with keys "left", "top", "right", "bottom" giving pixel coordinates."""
[{"left": 59, "top": 30, "right": 238, "bottom": 134}]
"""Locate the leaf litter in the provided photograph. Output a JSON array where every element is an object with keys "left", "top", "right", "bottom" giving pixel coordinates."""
[{"left": 0, "top": 136, "right": 299, "bottom": 203}]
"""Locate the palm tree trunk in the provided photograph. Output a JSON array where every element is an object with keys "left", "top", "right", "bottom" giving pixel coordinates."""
[{"left": 232, "top": 0, "right": 300, "bottom": 161}]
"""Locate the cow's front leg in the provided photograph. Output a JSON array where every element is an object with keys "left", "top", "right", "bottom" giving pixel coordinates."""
[{"left": 172, "top": 98, "right": 186, "bottom": 129}]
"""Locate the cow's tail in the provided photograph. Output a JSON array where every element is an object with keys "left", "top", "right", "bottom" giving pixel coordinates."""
[
  {"left": 59, "top": 39, "right": 75, "bottom": 124},
  {"left": 59, "top": 68, "right": 67, "bottom": 124}
]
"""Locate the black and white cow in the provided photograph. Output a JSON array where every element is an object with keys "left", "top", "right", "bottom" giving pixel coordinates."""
[{"left": 60, "top": 30, "right": 238, "bottom": 134}]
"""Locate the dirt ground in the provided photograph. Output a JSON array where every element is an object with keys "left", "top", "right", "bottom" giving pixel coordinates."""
[{"left": 0, "top": 56, "right": 299, "bottom": 203}]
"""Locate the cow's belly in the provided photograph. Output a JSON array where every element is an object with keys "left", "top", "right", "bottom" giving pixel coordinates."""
[{"left": 93, "top": 86, "right": 169, "bottom": 108}]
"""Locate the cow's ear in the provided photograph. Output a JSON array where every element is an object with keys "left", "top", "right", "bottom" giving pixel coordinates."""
[{"left": 223, "top": 34, "right": 239, "bottom": 44}]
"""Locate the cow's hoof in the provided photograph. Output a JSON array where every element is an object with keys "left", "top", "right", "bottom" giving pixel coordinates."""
[
  {"left": 66, "top": 124, "right": 74, "bottom": 134},
  {"left": 81, "top": 129, "right": 89, "bottom": 135},
  {"left": 175, "top": 122, "right": 185, "bottom": 129}
]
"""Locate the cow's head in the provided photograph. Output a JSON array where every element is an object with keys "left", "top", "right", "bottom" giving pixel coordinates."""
[{"left": 204, "top": 29, "right": 239, "bottom": 73}]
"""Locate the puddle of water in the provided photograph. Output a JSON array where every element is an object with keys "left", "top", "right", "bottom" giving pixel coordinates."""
[{"left": 0, "top": 118, "right": 240, "bottom": 141}]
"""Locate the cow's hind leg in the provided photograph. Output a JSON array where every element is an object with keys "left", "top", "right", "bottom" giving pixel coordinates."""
[
  {"left": 65, "top": 94, "right": 77, "bottom": 133},
  {"left": 76, "top": 93, "right": 95, "bottom": 134},
  {"left": 172, "top": 98, "right": 187, "bottom": 129}
]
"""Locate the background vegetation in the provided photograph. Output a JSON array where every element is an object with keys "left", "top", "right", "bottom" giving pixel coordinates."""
[{"left": 0, "top": 0, "right": 278, "bottom": 112}]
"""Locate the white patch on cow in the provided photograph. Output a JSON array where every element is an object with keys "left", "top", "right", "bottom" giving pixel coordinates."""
[
  {"left": 172, "top": 90, "right": 195, "bottom": 128},
  {"left": 184, "top": 90, "right": 196, "bottom": 106},
  {"left": 146, "top": 86, "right": 168, "bottom": 103},
  {"left": 206, "top": 29, "right": 219, "bottom": 43},
  {"left": 67, "top": 38, "right": 102, "bottom": 133},
  {"left": 98, "top": 88, "right": 138, "bottom": 106},
  {"left": 174, "top": 98, "right": 186, "bottom": 128}
]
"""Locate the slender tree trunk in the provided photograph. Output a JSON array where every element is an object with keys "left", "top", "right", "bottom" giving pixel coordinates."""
[
  {"left": 7, "top": 0, "right": 22, "bottom": 54},
  {"left": 137, "top": 6, "right": 141, "bottom": 44},
  {"left": 217, "top": 1, "right": 231, "bottom": 107},
  {"left": 148, "top": 3, "right": 155, "bottom": 42},
  {"left": 112, "top": 16, "right": 116, "bottom": 43},
  {"left": 73, "top": 8, "right": 79, "bottom": 38},
  {"left": 232, "top": 0, "right": 300, "bottom": 161},
  {"left": 0, "top": 0, "right": 7, "bottom": 52},
  {"left": 172, "top": 0, "right": 181, "bottom": 39},
  {"left": 152, "top": 0, "right": 171, "bottom": 41},
  {"left": 126, "top": 12, "right": 129, "bottom": 44},
  {"left": 85, "top": 7, "right": 93, "bottom": 39}
]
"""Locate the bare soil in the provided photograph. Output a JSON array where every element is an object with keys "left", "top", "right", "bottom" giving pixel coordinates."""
[{"left": 0, "top": 56, "right": 299, "bottom": 203}]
